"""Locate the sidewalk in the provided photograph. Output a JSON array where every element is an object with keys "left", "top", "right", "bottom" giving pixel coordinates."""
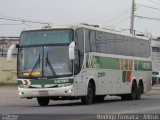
[{"left": 146, "top": 84, "right": 160, "bottom": 95}]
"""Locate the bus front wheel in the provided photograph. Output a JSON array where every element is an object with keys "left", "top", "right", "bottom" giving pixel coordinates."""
[
  {"left": 37, "top": 97, "right": 50, "bottom": 106},
  {"left": 81, "top": 82, "right": 94, "bottom": 104}
]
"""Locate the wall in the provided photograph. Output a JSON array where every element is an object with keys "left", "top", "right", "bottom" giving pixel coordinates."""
[
  {"left": 0, "top": 56, "right": 17, "bottom": 84},
  {"left": 151, "top": 39, "right": 160, "bottom": 72}
]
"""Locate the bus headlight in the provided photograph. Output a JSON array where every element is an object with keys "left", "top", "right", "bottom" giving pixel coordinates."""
[
  {"left": 68, "top": 89, "right": 73, "bottom": 93},
  {"left": 19, "top": 92, "right": 24, "bottom": 96},
  {"left": 65, "top": 89, "right": 73, "bottom": 94}
]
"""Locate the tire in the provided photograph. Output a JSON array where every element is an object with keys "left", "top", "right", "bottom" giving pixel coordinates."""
[
  {"left": 129, "top": 82, "right": 137, "bottom": 100},
  {"left": 37, "top": 97, "right": 50, "bottom": 106},
  {"left": 136, "top": 83, "right": 142, "bottom": 99},
  {"left": 81, "top": 82, "right": 94, "bottom": 104},
  {"left": 121, "top": 82, "right": 137, "bottom": 100},
  {"left": 93, "top": 95, "right": 105, "bottom": 103}
]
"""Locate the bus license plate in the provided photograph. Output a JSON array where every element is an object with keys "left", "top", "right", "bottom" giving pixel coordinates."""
[{"left": 39, "top": 91, "right": 48, "bottom": 95}]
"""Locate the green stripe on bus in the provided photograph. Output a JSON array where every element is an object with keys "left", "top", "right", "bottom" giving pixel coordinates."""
[
  {"left": 137, "top": 60, "right": 152, "bottom": 71},
  {"left": 134, "top": 60, "right": 138, "bottom": 70},
  {"left": 17, "top": 80, "right": 23, "bottom": 85},
  {"left": 124, "top": 59, "right": 128, "bottom": 70},
  {"left": 95, "top": 56, "right": 119, "bottom": 69},
  {"left": 86, "top": 55, "right": 152, "bottom": 71},
  {"left": 122, "top": 71, "right": 127, "bottom": 83}
]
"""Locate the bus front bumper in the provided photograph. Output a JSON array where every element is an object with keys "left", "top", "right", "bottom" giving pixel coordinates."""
[{"left": 18, "top": 85, "right": 74, "bottom": 98}]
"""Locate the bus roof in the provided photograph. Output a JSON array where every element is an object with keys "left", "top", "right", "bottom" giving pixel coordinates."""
[{"left": 22, "top": 23, "right": 149, "bottom": 40}]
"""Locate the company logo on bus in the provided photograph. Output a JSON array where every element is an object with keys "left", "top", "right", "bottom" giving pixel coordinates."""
[
  {"left": 142, "top": 63, "right": 151, "bottom": 70},
  {"left": 55, "top": 79, "right": 69, "bottom": 84},
  {"left": 41, "top": 84, "right": 45, "bottom": 88}
]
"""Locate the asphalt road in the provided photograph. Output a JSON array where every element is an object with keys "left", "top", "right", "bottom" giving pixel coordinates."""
[{"left": 0, "top": 85, "right": 160, "bottom": 120}]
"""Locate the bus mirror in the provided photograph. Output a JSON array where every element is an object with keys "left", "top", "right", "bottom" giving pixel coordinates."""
[
  {"left": 69, "top": 41, "right": 75, "bottom": 60},
  {"left": 7, "top": 44, "right": 16, "bottom": 62}
]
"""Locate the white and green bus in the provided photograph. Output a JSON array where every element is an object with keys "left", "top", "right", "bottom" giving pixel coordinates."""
[{"left": 7, "top": 24, "right": 152, "bottom": 106}]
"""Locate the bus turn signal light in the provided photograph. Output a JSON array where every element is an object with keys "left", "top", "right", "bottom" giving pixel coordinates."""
[
  {"left": 23, "top": 71, "right": 41, "bottom": 76},
  {"left": 31, "top": 71, "right": 41, "bottom": 76}
]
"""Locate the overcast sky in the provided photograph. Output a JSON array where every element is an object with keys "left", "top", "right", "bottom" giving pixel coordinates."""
[{"left": 0, "top": 0, "right": 160, "bottom": 37}]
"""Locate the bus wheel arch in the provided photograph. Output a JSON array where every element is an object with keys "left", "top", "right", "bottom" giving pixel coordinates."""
[{"left": 81, "top": 79, "right": 95, "bottom": 104}]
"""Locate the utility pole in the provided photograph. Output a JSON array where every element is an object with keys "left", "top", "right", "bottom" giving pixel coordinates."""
[{"left": 130, "top": 0, "right": 135, "bottom": 35}]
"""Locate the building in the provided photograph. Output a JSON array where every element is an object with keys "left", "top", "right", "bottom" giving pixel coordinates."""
[
  {"left": 0, "top": 37, "right": 19, "bottom": 56},
  {"left": 0, "top": 37, "right": 19, "bottom": 84},
  {"left": 151, "top": 38, "right": 160, "bottom": 72}
]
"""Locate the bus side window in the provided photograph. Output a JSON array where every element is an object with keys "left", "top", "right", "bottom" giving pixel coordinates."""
[
  {"left": 133, "top": 39, "right": 142, "bottom": 57},
  {"left": 85, "top": 29, "right": 90, "bottom": 53},
  {"left": 115, "top": 35, "right": 124, "bottom": 55},
  {"left": 89, "top": 31, "right": 96, "bottom": 52},
  {"left": 74, "top": 49, "right": 80, "bottom": 74},
  {"left": 123, "top": 37, "right": 133, "bottom": 56},
  {"left": 75, "top": 28, "right": 84, "bottom": 69},
  {"left": 143, "top": 40, "right": 150, "bottom": 58},
  {"left": 105, "top": 34, "right": 116, "bottom": 54}
]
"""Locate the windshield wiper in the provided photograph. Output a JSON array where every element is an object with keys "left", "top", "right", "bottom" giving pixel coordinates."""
[
  {"left": 30, "top": 53, "right": 40, "bottom": 75},
  {"left": 46, "top": 52, "right": 56, "bottom": 76}
]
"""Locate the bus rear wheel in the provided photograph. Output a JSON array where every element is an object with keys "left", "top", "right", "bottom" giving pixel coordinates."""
[
  {"left": 136, "top": 83, "right": 143, "bottom": 99},
  {"left": 37, "top": 97, "right": 50, "bottom": 106},
  {"left": 121, "top": 82, "right": 137, "bottom": 100},
  {"left": 129, "top": 82, "right": 137, "bottom": 100},
  {"left": 81, "top": 82, "right": 94, "bottom": 105}
]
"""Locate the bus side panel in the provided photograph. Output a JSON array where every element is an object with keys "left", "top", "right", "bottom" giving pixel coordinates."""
[
  {"left": 73, "top": 69, "right": 98, "bottom": 96},
  {"left": 84, "top": 55, "right": 152, "bottom": 96}
]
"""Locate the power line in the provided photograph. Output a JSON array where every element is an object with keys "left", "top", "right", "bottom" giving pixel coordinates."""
[
  {"left": 106, "top": 8, "right": 130, "bottom": 25},
  {"left": 110, "top": 16, "right": 130, "bottom": 27},
  {"left": 22, "top": 22, "right": 32, "bottom": 27},
  {"left": 134, "top": 30, "right": 145, "bottom": 34},
  {"left": 147, "top": 0, "right": 160, "bottom": 6},
  {"left": 134, "top": 17, "right": 142, "bottom": 25},
  {"left": 0, "top": 17, "right": 48, "bottom": 24},
  {"left": 136, "top": 15, "right": 160, "bottom": 21},
  {"left": 0, "top": 23, "right": 22, "bottom": 25},
  {"left": 137, "top": 4, "right": 160, "bottom": 11},
  {"left": 0, "top": 14, "right": 49, "bottom": 24},
  {"left": 0, "top": 14, "right": 22, "bottom": 20}
]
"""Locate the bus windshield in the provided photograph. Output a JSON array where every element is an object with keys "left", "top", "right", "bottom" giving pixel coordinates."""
[
  {"left": 18, "top": 29, "right": 73, "bottom": 78},
  {"left": 20, "top": 29, "right": 73, "bottom": 45},
  {"left": 18, "top": 46, "right": 72, "bottom": 78}
]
